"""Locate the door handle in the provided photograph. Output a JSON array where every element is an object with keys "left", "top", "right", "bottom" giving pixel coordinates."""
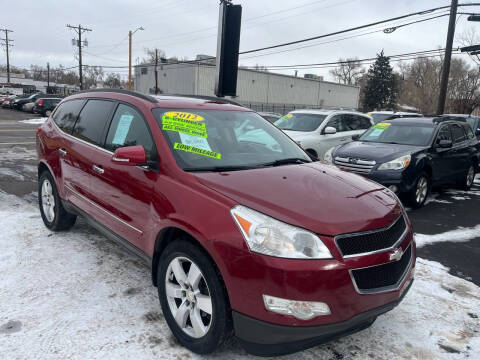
[
  {"left": 58, "top": 148, "right": 67, "bottom": 156},
  {"left": 92, "top": 165, "right": 104, "bottom": 174}
]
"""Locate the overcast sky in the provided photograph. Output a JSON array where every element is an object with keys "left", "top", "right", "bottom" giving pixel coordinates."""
[{"left": 2, "top": 0, "right": 480, "bottom": 80}]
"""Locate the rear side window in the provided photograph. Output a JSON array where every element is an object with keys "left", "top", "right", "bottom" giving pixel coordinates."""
[
  {"left": 462, "top": 124, "right": 475, "bottom": 139},
  {"left": 52, "top": 99, "right": 85, "bottom": 133},
  {"left": 105, "top": 103, "right": 157, "bottom": 160},
  {"left": 72, "top": 99, "right": 115, "bottom": 146},
  {"left": 451, "top": 124, "right": 467, "bottom": 144},
  {"left": 326, "top": 115, "right": 347, "bottom": 132}
]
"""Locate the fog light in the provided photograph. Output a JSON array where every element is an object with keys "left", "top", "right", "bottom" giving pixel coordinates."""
[
  {"left": 263, "top": 295, "right": 331, "bottom": 320},
  {"left": 389, "top": 185, "right": 398, "bottom": 193}
]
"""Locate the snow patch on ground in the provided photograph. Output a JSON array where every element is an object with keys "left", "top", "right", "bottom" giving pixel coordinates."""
[
  {"left": 0, "top": 147, "right": 37, "bottom": 161},
  {"left": 0, "top": 167, "right": 25, "bottom": 180},
  {"left": 424, "top": 193, "right": 452, "bottom": 205},
  {"left": 474, "top": 174, "right": 480, "bottom": 185},
  {"left": 19, "top": 117, "right": 47, "bottom": 124},
  {"left": 0, "top": 192, "right": 479, "bottom": 359},
  {"left": 415, "top": 225, "right": 480, "bottom": 248}
]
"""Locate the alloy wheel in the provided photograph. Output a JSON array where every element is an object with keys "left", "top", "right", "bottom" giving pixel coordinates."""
[
  {"left": 415, "top": 176, "right": 428, "bottom": 204},
  {"left": 41, "top": 179, "right": 55, "bottom": 222},
  {"left": 165, "top": 256, "right": 213, "bottom": 338}
]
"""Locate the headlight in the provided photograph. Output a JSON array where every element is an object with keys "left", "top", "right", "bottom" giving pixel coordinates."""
[
  {"left": 378, "top": 154, "right": 411, "bottom": 171},
  {"left": 323, "top": 147, "right": 334, "bottom": 162},
  {"left": 230, "top": 205, "right": 332, "bottom": 259}
]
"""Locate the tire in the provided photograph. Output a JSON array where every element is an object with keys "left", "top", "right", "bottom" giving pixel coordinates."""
[
  {"left": 38, "top": 170, "right": 77, "bottom": 231},
  {"left": 407, "top": 172, "right": 430, "bottom": 209},
  {"left": 158, "top": 239, "right": 232, "bottom": 354},
  {"left": 460, "top": 163, "right": 475, "bottom": 190},
  {"left": 305, "top": 149, "right": 318, "bottom": 161}
]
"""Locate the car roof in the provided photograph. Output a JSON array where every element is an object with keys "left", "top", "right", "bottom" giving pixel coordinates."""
[
  {"left": 290, "top": 109, "right": 365, "bottom": 116},
  {"left": 381, "top": 117, "right": 467, "bottom": 126},
  {"left": 68, "top": 89, "right": 251, "bottom": 112},
  {"left": 442, "top": 114, "right": 480, "bottom": 120}
]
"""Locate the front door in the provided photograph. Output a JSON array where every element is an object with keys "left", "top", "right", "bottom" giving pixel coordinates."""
[{"left": 89, "top": 103, "right": 159, "bottom": 252}]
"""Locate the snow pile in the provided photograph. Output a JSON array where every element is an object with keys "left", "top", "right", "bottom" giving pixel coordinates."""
[
  {"left": 0, "top": 192, "right": 479, "bottom": 359},
  {"left": 19, "top": 117, "right": 48, "bottom": 124},
  {"left": 415, "top": 225, "right": 480, "bottom": 248}
]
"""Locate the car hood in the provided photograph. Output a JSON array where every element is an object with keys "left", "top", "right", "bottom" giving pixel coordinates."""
[
  {"left": 282, "top": 130, "right": 314, "bottom": 140},
  {"left": 334, "top": 141, "right": 426, "bottom": 163},
  {"left": 194, "top": 162, "right": 402, "bottom": 236}
]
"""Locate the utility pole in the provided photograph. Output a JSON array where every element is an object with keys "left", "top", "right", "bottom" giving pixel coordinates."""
[
  {"left": 437, "top": 0, "right": 458, "bottom": 115},
  {"left": 67, "top": 24, "right": 92, "bottom": 90},
  {"left": 47, "top": 62, "right": 50, "bottom": 92},
  {"left": 0, "top": 28, "right": 13, "bottom": 83},
  {"left": 128, "top": 26, "right": 144, "bottom": 90},
  {"left": 154, "top": 49, "right": 159, "bottom": 94}
]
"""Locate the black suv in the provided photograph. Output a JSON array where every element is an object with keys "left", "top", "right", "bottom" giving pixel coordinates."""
[
  {"left": 33, "top": 97, "right": 62, "bottom": 116},
  {"left": 332, "top": 118, "right": 479, "bottom": 208}
]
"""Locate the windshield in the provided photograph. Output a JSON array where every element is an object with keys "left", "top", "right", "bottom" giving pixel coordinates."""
[
  {"left": 360, "top": 122, "right": 435, "bottom": 146},
  {"left": 153, "top": 109, "right": 310, "bottom": 171},
  {"left": 274, "top": 113, "right": 327, "bottom": 132},
  {"left": 370, "top": 113, "right": 393, "bottom": 124}
]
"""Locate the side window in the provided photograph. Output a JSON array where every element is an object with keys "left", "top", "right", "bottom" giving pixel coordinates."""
[
  {"left": 451, "top": 124, "right": 467, "bottom": 144},
  {"left": 105, "top": 103, "right": 157, "bottom": 160},
  {"left": 72, "top": 99, "right": 115, "bottom": 146},
  {"left": 463, "top": 124, "right": 475, "bottom": 139},
  {"left": 345, "top": 115, "right": 372, "bottom": 131},
  {"left": 52, "top": 99, "right": 85, "bottom": 133},
  {"left": 326, "top": 115, "right": 346, "bottom": 133},
  {"left": 436, "top": 125, "right": 452, "bottom": 143}
]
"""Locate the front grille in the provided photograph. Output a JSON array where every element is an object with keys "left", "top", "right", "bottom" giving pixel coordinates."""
[
  {"left": 350, "top": 244, "right": 412, "bottom": 294},
  {"left": 334, "top": 156, "right": 375, "bottom": 174},
  {"left": 335, "top": 216, "right": 407, "bottom": 257}
]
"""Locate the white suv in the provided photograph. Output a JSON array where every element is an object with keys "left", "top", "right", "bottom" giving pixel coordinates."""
[{"left": 275, "top": 109, "right": 373, "bottom": 160}]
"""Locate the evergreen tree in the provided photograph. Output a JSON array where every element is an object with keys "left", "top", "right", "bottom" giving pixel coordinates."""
[{"left": 362, "top": 51, "right": 398, "bottom": 111}]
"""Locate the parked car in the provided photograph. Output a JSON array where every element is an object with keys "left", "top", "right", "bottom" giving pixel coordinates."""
[
  {"left": 12, "top": 92, "right": 44, "bottom": 110},
  {"left": 0, "top": 95, "right": 16, "bottom": 107},
  {"left": 332, "top": 117, "right": 479, "bottom": 208},
  {"left": 22, "top": 102, "right": 36, "bottom": 113},
  {"left": 258, "top": 111, "right": 282, "bottom": 123},
  {"left": 275, "top": 109, "right": 374, "bottom": 159},
  {"left": 37, "top": 89, "right": 415, "bottom": 356},
  {"left": 33, "top": 97, "right": 62, "bottom": 116},
  {"left": 367, "top": 111, "right": 423, "bottom": 124},
  {"left": 441, "top": 114, "right": 480, "bottom": 141}
]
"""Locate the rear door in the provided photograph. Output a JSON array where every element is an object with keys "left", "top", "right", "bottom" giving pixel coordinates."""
[
  {"left": 62, "top": 99, "right": 116, "bottom": 213},
  {"left": 344, "top": 114, "right": 373, "bottom": 139},
  {"left": 450, "top": 123, "right": 470, "bottom": 180},
  {"left": 318, "top": 115, "right": 349, "bottom": 155},
  {"left": 88, "top": 102, "right": 159, "bottom": 251}
]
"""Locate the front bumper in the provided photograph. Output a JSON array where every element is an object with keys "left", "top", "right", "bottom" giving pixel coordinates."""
[
  {"left": 234, "top": 277, "right": 413, "bottom": 356},
  {"left": 364, "top": 169, "right": 416, "bottom": 194}
]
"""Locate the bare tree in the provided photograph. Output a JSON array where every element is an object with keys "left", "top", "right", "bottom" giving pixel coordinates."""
[
  {"left": 104, "top": 73, "right": 123, "bottom": 88},
  {"left": 141, "top": 48, "right": 166, "bottom": 64},
  {"left": 329, "top": 57, "right": 364, "bottom": 85}
]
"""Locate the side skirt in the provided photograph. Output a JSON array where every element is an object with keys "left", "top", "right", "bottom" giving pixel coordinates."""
[{"left": 62, "top": 199, "right": 152, "bottom": 267}]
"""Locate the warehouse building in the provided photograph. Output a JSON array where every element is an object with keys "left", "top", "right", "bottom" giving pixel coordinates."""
[{"left": 134, "top": 59, "right": 360, "bottom": 114}]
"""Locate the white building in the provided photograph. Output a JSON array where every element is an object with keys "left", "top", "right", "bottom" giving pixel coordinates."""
[{"left": 134, "top": 61, "right": 360, "bottom": 114}]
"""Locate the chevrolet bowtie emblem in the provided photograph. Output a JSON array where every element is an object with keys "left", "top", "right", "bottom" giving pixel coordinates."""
[{"left": 389, "top": 248, "right": 404, "bottom": 261}]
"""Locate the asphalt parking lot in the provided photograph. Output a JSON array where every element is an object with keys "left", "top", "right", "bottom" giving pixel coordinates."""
[{"left": 1, "top": 107, "right": 479, "bottom": 359}]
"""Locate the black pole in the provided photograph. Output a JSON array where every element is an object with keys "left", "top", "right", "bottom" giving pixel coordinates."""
[
  {"left": 437, "top": 0, "right": 458, "bottom": 115},
  {"left": 47, "top": 62, "right": 50, "bottom": 92},
  {"left": 154, "top": 49, "right": 159, "bottom": 95}
]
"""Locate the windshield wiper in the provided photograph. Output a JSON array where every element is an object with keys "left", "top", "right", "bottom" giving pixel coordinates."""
[
  {"left": 183, "top": 165, "right": 260, "bottom": 172},
  {"left": 262, "top": 158, "right": 311, "bottom": 167}
]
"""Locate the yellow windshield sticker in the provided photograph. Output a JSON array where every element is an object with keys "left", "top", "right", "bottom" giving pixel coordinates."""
[
  {"left": 373, "top": 122, "right": 391, "bottom": 130},
  {"left": 286, "top": 113, "right": 293, "bottom": 118},
  {"left": 162, "top": 112, "right": 207, "bottom": 138},
  {"left": 164, "top": 111, "right": 204, "bottom": 122},
  {"left": 174, "top": 142, "right": 222, "bottom": 159}
]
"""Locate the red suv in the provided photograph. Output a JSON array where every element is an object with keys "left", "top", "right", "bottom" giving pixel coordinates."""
[{"left": 36, "top": 90, "right": 415, "bottom": 356}]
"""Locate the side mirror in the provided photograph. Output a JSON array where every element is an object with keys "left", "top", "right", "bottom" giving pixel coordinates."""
[
  {"left": 352, "top": 134, "right": 360, "bottom": 141},
  {"left": 324, "top": 126, "right": 337, "bottom": 135},
  {"left": 112, "top": 145, "right": 147, "bottom": 165},
  {"left": 438, "top": 139, "right": 453, "bottom": 149}
]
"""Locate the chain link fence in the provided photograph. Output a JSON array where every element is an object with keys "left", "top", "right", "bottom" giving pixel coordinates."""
[{"left": 239, "top": 101, "right": 358, "bottom": 115}]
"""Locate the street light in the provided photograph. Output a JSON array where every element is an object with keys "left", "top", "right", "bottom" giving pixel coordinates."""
[{"left": 128, "top": 26, "right": 144, "bottom": 90}]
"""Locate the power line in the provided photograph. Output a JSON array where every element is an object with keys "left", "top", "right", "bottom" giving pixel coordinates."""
[{"left": 0, "top": 28, "right": 14, "bottom": 82}]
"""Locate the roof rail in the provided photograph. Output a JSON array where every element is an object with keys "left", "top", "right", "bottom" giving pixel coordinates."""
[
  {"left": 432, "top": 116, "right": 467, "bottom": 123},
  {"left": 76, "top": 88, "right": 159, "bottom": 103},
  {"left": 166, "top": 94, "right": 246, "bottom": 107}
]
